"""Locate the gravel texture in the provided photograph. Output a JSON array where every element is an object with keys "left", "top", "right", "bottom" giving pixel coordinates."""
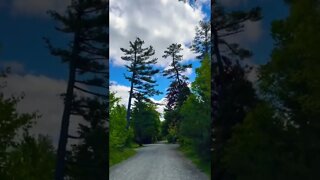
[{"left": 109, "top": 142, "right": 210, "bottom": 180}]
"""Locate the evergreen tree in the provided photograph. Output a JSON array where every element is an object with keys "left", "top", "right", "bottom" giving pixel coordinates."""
[
  {"left": 67, "top": 97, "right": 108, "bottom": 180},
  {"left": 191, "top": 20, "right": 211, "bottom": 59},
  {"left": 163, "top": 43, "right": 191, "bottom": 109},
  {"left": 162, "top": 43, "right": 191, "bottom": 142},
  {"left": 44, "top": 0, "right": 108, "bottom": 179},
  {"left": 121, "top": 37, "right": 161, "bottom": 128},
  {"left": 163, "top": 43, "right": 191, "bottom": 85}
]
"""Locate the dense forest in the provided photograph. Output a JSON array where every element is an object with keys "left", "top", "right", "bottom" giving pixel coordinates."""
[{"left": 211, "top": 0, "right": 320, "bottom": 179}]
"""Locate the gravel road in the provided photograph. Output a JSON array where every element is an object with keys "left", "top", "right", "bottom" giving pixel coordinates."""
[{"left": 109, "top": 142, "right": 210, "bottom": 180}]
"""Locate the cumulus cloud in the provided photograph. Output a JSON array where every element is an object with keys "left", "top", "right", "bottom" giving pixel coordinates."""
[
  {"left": 110, "top": 81, "right": 130, "bottom": 107},
  {"left": 110, "top": 0, "right": 205, "bottom": 68}
]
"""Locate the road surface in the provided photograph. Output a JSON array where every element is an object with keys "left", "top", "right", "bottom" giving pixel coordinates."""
[{"left": 109, "top": 142, "right": 210, "bottom": 180}]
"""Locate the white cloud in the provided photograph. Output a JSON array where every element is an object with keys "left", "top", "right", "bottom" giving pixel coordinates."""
[
  {"left": 182, "top": 67, "right": 193, "bottom": 77},
  {"left": 110, "top": 81, "right": 130, "bottom": 107},
  {"left": 110, "top": 0, "right": 205, "bottom": 68},
  {"left": 150, "top": 97, "right": 167, "bottom": 121}
]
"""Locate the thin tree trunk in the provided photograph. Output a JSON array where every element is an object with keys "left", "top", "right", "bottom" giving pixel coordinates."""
[
  {"left": 172, "top": 54, "right": 182, "bottom": 87},
  {"left": 126, "top": 75, "right": 134, "bottom": 129},
  {"left": 55, "top": 19, "right": 81, "bottom": 180},
  {"left": 126, "top": 53, "right": 136, "bottom": 129},
  {"left": 54, "top": 54, "right": 76, "bottom": 180}
]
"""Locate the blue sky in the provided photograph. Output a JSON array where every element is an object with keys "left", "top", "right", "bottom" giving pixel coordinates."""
[{"left": 0, "top": 0, "right": 290, "bottom": 139}]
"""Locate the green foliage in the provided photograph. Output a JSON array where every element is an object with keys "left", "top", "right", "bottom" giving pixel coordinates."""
[
  {"left": 180, "top": 94, "right": 211, "bottom": 158},
  {"left": 222, "top": 1, "right": 320, "bottom": 179},
  {"left": 121, "top": 37, "right": 161, "bottom": 127},
  {"left": 109, "top": 93, "right": 135, "bottom": 167},
  {"left": 191, "top": 54, "right": 211, "bottom": 100},
  {"left": 179, "top": 145, "right": 211, "bottom": 176},
  {"left": 0, "top": 77, "right": 54, "bottom": 179},
  {"left": 0, "top": 94, "right": 37, "bottom": 155},
  {"left": 68, "top": 97, "right": 108, "bottom": 180},
  {"left": 163, "top": 43, "right": 191, "bottom": 83},
  {"left": 3, "top": 134, "right": 55, "bottom": 180},
  {"left": 131, "top": 101, "right": 160, "bottom": 144},
  {"left": 121, "top": 37, "right": 161, "bottom": 100},
  {"left": 223, "top": 103, "right": 314, "bottom": 180},
  {"left": 179, "top": 55, "right": 211, "bottom": 160},
  {"left": 110, "top": 93, "right": 133, "bottom": 149},
  {"left": 109, "top": 148, "right": 136, "bottom": 167},
  {"left": 167, "top": 123, "right": 178, "bottom": 143}
]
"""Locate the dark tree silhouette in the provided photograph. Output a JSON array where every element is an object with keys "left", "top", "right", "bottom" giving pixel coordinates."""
[
  {"left": 44, "top": 0, "right": 108, "bottom": 179},
  {"left": 210, "top": 1, "right": 262, "bottom": 179}
]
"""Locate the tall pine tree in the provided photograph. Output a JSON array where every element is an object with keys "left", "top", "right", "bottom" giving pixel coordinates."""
[
  {"left": 120, "top": 37, "right": 161, "bottom": 128},
  {"left": 162, "top": 43, "right": 191, "bottom": 142},
  {"left": 44, "top": 0, "right": 108, "bottom": 179},
  {"left": 163, "top": 43, "right": 191, "bottom": 109}
]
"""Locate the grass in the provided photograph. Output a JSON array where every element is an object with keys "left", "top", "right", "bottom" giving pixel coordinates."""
[
  {"left": 178, "top": 145, "right": 211, "bottom": 177},
  {"left": 109, "top": 145, "right": 137, "bottom": 167}
]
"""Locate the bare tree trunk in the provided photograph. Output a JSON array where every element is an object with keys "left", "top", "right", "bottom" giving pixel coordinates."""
[{"left": 54, "top": 23, "right": 81, "bottom": 180}]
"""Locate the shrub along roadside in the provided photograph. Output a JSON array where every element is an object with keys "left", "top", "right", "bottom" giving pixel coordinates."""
[{"left": 109, "top": 93, "right": 137, "bottom": 167}]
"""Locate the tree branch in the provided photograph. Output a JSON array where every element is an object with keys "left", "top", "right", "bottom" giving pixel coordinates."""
[{"left": 74, "top": 85, "right": 107, "bottom": 98}]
